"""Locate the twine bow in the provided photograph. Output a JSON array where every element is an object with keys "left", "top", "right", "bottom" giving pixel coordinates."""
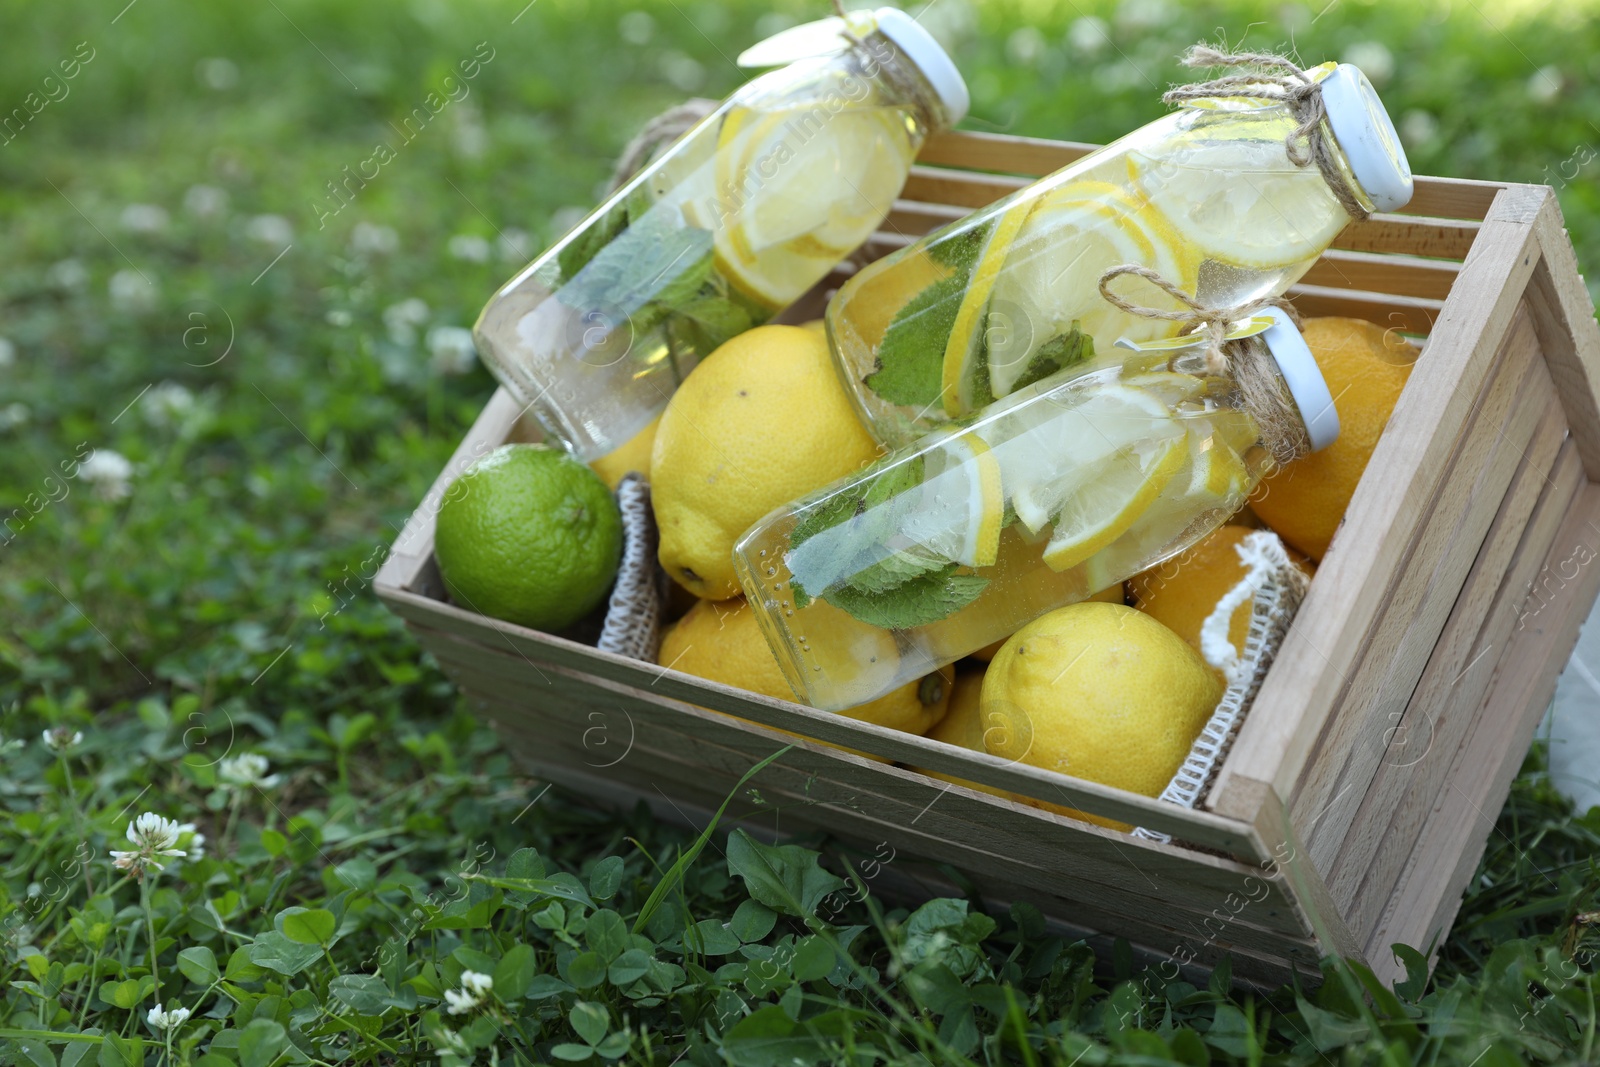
[
  {"left": 1098, "top": 264, "right": 1311, "bottom": 466},
  {"left": 1162, "top": 44, "right": 1370, "bottom": 220}
]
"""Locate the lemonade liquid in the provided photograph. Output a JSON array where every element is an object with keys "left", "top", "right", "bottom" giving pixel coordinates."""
[
  {"left": 734, "top": 308, "right": 1335, "bottom": 711},
  {"left": 473, "top": 9, "right": 966, "bottom": 461},
  {"left": 830, "top": 61, "right": 1412, "bottom": 447}
]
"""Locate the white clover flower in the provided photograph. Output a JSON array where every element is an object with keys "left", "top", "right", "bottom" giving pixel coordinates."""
[
  {"left": 49, "top": 258, "right": 89, "bottom": 291},
  {"left": 1064, "top": 16, "right": 1110, "bottom": 57},
  {"left": 325, "top": 309, "right": 353, "bottom": 327},
  {"left": 176, "top": 821, "right": 206, "bottom": 862},
  {"left": 1343, "top": 41, "right": 1395, "bottom": 86},
  {"left": 1113, "top": 0, "right": 1172, "bottom": 33},
  {"left": 433, "top": 1026, "right": 472, "bottom": 1060},
  {"left": 246, "top": 214, "right": 293, "bottom": 245},
  {"left": 450, "top": 104, "right": 488, "bottom": 161},
  {"left": 109, "top": 270, "right": 158, "bottom": 314},
  {"left": 1005, "top": 27, "right": 1047, "bottom": 66},
  {"left": 196, "top": 57, "right": 239, "bottom": 91},
  {"left": 659, "top": 51, "right": 705, "bottom": 93},
  {"left": 42, "top": 728, "right": 83, "bottom": 753},
  {"left": 427, "top": 326, "right": 477, "bottom": 376},
  {"left": 110, "top": 812, "right": 187, "bottom": 875},
  {"left": 447, "top": 234, "right": 491, "bottom": 263},
  {"left": 444, "top": 971, "right": 493, "bottom": 1014},
  {"left": 618, "top": 10, "right": 655, "bottom": 45},
  {"left": 0, "top": 336, "right": 14, "bottom": 368},
  {"left": 218, "top": 752, "right": 280, "bottom": 790},
  {"left": 184, "top": 184, "right": 229, "bottom": 219},
  {"left": 141, "top": 382, "right": 197, "bottom": 429},
  {"left": 79, "top": 449, "right": 134, "bottom": 502},
  {"left": 1400, "top": 109, "right": 1438, "bottom": 149},
  {"left": 120, "top": 204, "right": 170, "bottom": 234},
  {"left": 496, "top": 229, "right": 531, "bottom": 263},
  {"left": 383, "top": 298, "right": 429, "bottom": 346},
  {"left": 350, "top": 222, "right": 400, "bottom": 256},
  {"left": 0, "top": 403, "right": 29, "bottom": 431},
  {"left": 443, "top": 988, "right": 478, "bottom": 1014},
  {"left": 1528, "top": 66, "right": 1562, "bottom": 104},
  {"left": 147, "top": 1002, "right": 191, "bottom": 1031}
]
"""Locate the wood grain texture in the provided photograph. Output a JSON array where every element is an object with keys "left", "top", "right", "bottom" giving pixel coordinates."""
[
  {"left": 1367, "top": 480, "right": 1600, "bottom": 986},
  {"left": 1209, "top": 183, "right": 1547, "bottom": 822},
  {"left": 443, "top": 654, "right": 1326, "bottom": 964},
  {"left": 1528, "top": 195, "right": 1600, "bottom": 477},
  {"left": 1289, "top": 308, "right": 1550, "bottom": 870},
  {"left": 1339, "top": 434, "right": 1582, "bottom": 939},
  {"left": 1299, "top": 250, "right": 1461, "bottom": 301},
  {"left": 378, "top": 579, "right": 1268, "bottom": 852}
]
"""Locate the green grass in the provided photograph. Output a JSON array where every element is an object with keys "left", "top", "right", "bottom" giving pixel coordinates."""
[{"left": 3, "top": 0, "right": 1600, "bottom": 1063}]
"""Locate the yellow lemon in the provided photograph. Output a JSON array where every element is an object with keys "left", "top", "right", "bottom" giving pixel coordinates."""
[
  {"left": 589, "top": 413, "right": 661, "bottom": 491},
  {"left": 658, "top": 597, "right": 952, "bottom": 737},
  {"left": 653, "top": 325, "right": 883, "bottom": 599},
  {"left": 1250, "top": 317, "right": 1415, "bottom": 560},
  {"left": 982, "top": 602, "right": 1220, "bottom": 825},
  {"left": 969, "top": 583, "right": 1124, "bottom": 662},
  {"left": 1129, "top": 525, "right": 1313, "bottom": 677}
]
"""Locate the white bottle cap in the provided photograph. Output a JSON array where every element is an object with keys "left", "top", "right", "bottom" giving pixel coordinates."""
[
  {"left": 1259, "top": 306, "right": 1339, "bottom": 452},
  {"left": 1320, "top": 63, "right": 1413, "bottom": 213},
  {"left": 872, "top": 8, "right": 969, "bottom": 126}
]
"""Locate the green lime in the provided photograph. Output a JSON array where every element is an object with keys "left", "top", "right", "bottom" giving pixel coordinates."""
[{"left": 434, "top": 444, "right": 623, "bottom": 632}]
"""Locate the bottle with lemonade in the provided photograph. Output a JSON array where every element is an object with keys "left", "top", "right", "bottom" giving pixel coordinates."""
[
  {"left": 733, "top": 308, "right": 1339, "bottom": 711},
  {"left": 830, "top": 53, "right": 1411, "bottom": 447},
  {"left": 472, "top": 8, "right": 967, "bottom": 462}
]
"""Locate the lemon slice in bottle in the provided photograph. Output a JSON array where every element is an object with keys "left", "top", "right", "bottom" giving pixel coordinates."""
[
  {"left": 1041, "top": 434, "right": 1188, "bottom": 573},
  {"left": 901, "top": 434, "right": 1004, "bottom": 568},
  {"left": 983, "top": 181, "right": 1198, "bottom": 402},
  {"left": 939, "top": 199, "right": 1037, "bottom": 416},
  {"left": 1120, "top": 369, "right": 1208, "bottom": 407},
  {"left": 711, "top": 104, "right": 914, "bottom": 309},
  {"left": 983, "top": 381, "right": 1175, "bottom": 535},
  {"left": 1126, "top": 133, "right": 1349, "bottom": 272}
]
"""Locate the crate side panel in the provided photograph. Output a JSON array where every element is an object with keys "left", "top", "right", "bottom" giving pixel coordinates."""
[
  {"left": 1335, "top": 420, "right": 1577, "bottom": 935},
  {"left": 387, "top": 586, "right": 1264, "bottom": 852},
  {"left": 1210, "top": 184, "right": 1547, "bottom": 819},
  {"left": 1367, "top": 480, "right": 1600, "bottom": 986},
  {"left": 446, "top": 676, "right": 1325, "bottom": 965},
  {"left": 419, "top": 626, "right": 1307, "bottom": 926},
  {"left": 1290, "top": 307, "right": 1549, "bottom": 869}
]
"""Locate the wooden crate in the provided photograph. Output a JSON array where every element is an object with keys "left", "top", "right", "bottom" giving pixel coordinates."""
[{"left": 374, "top": 130, "right": 1600, "bottom": 988}]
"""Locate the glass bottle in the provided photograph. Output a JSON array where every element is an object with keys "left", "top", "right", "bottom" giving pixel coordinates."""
[
  {"left": 472, "top": 9, "right": 968, "bottom": 462},
  {"left": 829, "top": 61, "right": 1411, "bottom": 447},
  {"left": 733, "top": 308, "right": 1338, "bottom": 711}
]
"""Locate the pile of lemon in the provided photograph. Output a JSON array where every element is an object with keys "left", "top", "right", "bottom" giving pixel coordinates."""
[{"left": 436, "top": 302, "right": 1414, "bottom": 829}]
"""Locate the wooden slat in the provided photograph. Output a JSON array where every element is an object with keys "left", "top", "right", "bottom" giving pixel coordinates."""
[
  {"left": 917, "top": 129, "right": 1097, "bottom": 177},
  {"left": 1299, "top": 249, "right": 1461, "bottom": 302},
  {"left": 1286, "top": 284, "right": 1443, "bottom": 336},
  {"left": 1331, "top": 214, "right": 1480, "bottom": 260},
  {"left": 380, "top": 579, "right": 1267, "bottom": 854},
  {"left": 1338, "top": 432, "right": 1580, "bottom": 937},
  {"left": 422, "top": 620, "right": 1273, "bottom": 870},
  {"left": 1528, "top": 196, "right": 1600, "bottom": 477},
  {"left": 1208, "top": 183, "right": 1548, "bottom": 824},
  {"left": 1288, "top": 306, "right": 1550, "bottom": 869},
  {"left": 444, "top": 658, "right": 1323, "bottom": 960},
  {"left": 1368, "top": 479, "right": 1600, "bottom": 986}
]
